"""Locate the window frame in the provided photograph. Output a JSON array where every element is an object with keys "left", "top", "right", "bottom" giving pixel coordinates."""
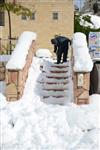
[
  {"left": 21, "top": 14, "right": 27, "bottom": 20},
  {"left": 52, "top": 12, "right": 59, "bottom": 20},
  {"left": 30, "top": 12, "right": 35, "bottom": 20}
]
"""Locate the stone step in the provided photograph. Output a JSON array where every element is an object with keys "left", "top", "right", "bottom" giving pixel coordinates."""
[
  {"left": 41, "top": 90, "right": 68, "bottom": 97},
  {"left": 46, "top": 76, "right": 69, "bottom": 79},
  {"left": 51, "top": 65, "right": 69, "bottom": 68},
  {"left": 43, "top": 96, "right": 65, "bottom": 98},
  {"left": 50, "top": 70, "right": 68, "bottom": 73},
  {"left": 43, "top": 88, "right": 67, "bottom": 91},
  {"left": 38, "top": 81, "right": 69, "bottom": 85},
  {"left": 41, "top": 96, "right": 69, "bottom": 105},
  {"left": 44, "top": 81, "right": 69, "bottom": 84}
]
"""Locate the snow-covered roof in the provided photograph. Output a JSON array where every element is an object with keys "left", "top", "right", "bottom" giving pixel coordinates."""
[
  {"left": 36, "top": 48, "right": 52, "bottom": 58},
  {"left": 72, "top": 32, "right": 93, "bottom": 72},
  {"left": 6, "top": 31, "right": 37, "bottom": 70}
]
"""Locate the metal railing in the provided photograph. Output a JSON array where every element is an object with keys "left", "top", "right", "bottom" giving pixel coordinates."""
[{"left": 0, "top": 38, "right": 18, "bottom": 55}]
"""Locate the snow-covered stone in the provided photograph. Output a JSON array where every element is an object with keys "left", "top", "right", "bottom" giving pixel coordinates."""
[
  {"left": 6, "top": 31, "right": 37, "bottom": 70},
  {"left": 72, "top": 32, "right": 93, "bottom": 72}
]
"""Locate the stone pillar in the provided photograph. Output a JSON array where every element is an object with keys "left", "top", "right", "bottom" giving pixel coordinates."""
[
  {"left": 6, "top": 41, "right": 36, "bottom": 101},
  {"left": 74, "top": 72, "right": 90, "bottom": 105}
]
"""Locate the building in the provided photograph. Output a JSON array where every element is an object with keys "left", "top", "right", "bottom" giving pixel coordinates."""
[
  {"left": 1, "top": 0, "right": 74, "bottom": 51},
  {"left": 81, "top": 0, "right": 100, "bottom": 15}
]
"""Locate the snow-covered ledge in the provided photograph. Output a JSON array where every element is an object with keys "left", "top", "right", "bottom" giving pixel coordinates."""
[
  {"left": 6, "top": 31, "right": 37, "bottom": 101},
  {"left": 72, "top": 32, "right": 93, "bottom": 105}
]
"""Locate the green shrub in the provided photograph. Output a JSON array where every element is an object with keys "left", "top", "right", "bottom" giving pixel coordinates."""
[{"left": 74, "top": 14, "right": 100, "bottom": 41}]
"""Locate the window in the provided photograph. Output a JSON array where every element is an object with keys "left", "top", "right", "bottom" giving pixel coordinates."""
[
  {"left": 21, "top": 14, "right": 27, "bottom": 20},
  {"left": 30, "top": 12, "right": 35, "bottom": 20},
  {"left": 52, "top": 12, "right": 58, "bottom": 20},
  {"left": 0, "top": 12, "right": 5, "bottom": 26}
]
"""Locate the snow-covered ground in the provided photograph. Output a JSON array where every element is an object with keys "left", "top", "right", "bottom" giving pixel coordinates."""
[{"left": 0, "top": 57, "right": 100, "bottom": 150}]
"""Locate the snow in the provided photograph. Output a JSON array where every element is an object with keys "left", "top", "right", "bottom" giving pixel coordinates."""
[
  {"left": 0, "top": 81, "right": 6, "bottom": 94},
  {"left": 80, "top": 14, "right": 100, "bottom": 29},
  {"left": 0, "top": 57, "right": 100, "bottom": 150},
  {"left": 0, "top": 55, "right": 10, "bottom": 62},
  {"left": 6, "top": 31, "right": 37, "bottom": 70},
  {"left": 91, "top": 15, "right": 100, "bottom": 29},
  {"left": 72, "top": 32, "right": 93, "bottom": 72},
  {"left": 36, "top": 48, "right": 52, "bottom": 58}
]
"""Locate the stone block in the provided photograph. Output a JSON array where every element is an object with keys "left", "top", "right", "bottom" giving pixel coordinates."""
[{"left": 74, "top": 72, "right": 90, "bottom": 105}]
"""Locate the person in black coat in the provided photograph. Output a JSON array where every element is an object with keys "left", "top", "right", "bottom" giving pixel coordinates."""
[{"left": 51, "top": 36, "right": 71, "bottom": 64}]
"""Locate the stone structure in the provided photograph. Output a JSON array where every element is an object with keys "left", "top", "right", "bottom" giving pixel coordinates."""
[
  {"left": 73, "top": 72, "right": 90, "bottom": 105},
  {"left": 6, "top": 40, "right": 36, "bottom": 101},
  {"left": 2, "top": 0, "right": 74, "bottom": 50}
]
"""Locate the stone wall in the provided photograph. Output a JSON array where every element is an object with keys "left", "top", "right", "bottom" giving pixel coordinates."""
[{"left": 6, "top": 40, "right": 36, "bottom": 101}]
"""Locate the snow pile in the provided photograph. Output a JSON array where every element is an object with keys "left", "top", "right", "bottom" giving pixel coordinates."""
[
  {"left": 0, "top": 55, "right": 10, "bottom": 62},
  {"left": 0, "top": 81, "right": 6, "bottom": 94},
  {"left": 36, "top": 48, "right": 52, "bottom": 58},
  {"left": 6, "top": 31, "right": 37, "bottom": 70},
  {"left": 80, "top": 14, "right": 100, "bottom": 29},
  {"left": 0, "top": 93, "right": 8, "bottom": 109},
  {"left": 91, "top": 15, "right": 100, "bottom": 29},
  {"left": 72, "top": 32, "right": 93, "bottom": 72},
  {"left": 0, "top": 57, "right": 100, "bottom": 150}
]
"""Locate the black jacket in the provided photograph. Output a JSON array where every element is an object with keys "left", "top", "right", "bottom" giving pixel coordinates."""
[{"left": 53, "top": 36, "right": 71, "bottom": 53}]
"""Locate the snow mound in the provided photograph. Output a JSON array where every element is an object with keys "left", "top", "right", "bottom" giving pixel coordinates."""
[
  {"left": 91, "top": 15, "right": 100, "bottom": 29},
  {"left": 0, "top": 93, "right": 8, "bottom": 109},
  {"left": 72, "top": 32, "right": 87, "bottom": 48},
  {"left": 80, "top": 14, "right": 100, "bottom": 29},
  {"left": 6, "top": 31, "right": 37, "bottom": 70},
  {"left": 72, "top": 32, "right": 93, "bottom": 72},
  {"left": 0, "top": 57, "right": 99, "bottom": 150},
  {"left": 36, "top": 48, "right": 52, "bottom": 58}
]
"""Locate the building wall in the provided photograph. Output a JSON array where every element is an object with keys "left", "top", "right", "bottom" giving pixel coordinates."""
[{"left": 2, "top": 0, "right": 74, "bottom": 50}]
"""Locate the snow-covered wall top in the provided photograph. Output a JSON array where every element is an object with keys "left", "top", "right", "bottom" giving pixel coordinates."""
[
  {"left": 6, "top": 31, "right": 37, "bottom": 70},
  {"left": 72, "top": 32, "right": 93, "bottom": 72}
]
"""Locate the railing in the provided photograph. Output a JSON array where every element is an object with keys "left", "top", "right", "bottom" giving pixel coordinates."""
[{"left": 0, "top": 38, "right": 18, "bottom": 55}]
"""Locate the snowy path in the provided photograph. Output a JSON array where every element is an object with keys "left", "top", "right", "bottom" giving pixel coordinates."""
[{"left": 0, "top": 57, "right": 100, "bottom": 150}]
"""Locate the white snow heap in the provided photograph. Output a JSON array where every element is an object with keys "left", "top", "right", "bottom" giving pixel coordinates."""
[
  {"left": 36, "top": 48, "right": 52, "bottom": 58},
  {"left": 0, "top": 93, "right": 8, "bottom": 109},
  {"left": 72, "top": 32, "right": 93, "bottom": 72},
  {"left": 80, "top": 14, "right": 100, "bottom": 29},
  {"left": 0, "top": 57, "right": 100, "bottom": 150},
  {"left": 91, "top": 15, "right": 100, "bottom": 29},
  {"left": 6, "top": 31, "right": 37, "bottom": 70}
]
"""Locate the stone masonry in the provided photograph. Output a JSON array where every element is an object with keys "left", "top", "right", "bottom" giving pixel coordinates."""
[
  {"left": 73, "top": 72, "right": 90, "bottom": 105},
  {"left": 6, "top": 40, "right": 36, "bottom": 101}
]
